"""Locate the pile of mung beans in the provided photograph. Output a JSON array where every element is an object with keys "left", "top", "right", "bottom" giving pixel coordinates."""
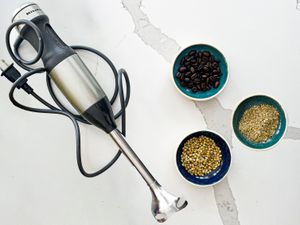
[{"left": 181, "top": 136, "right": 222, "bottom": 176}]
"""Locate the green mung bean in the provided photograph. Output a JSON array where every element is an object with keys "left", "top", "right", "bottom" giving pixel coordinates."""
[{"left": 181, "top": 136, "right": 222, "bottom": 176}]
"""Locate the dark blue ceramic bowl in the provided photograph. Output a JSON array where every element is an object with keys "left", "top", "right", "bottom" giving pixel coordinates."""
[
  {"left": 232, "top": 95, "right": 287, "bottom": 150},
  {"left": 176, "top": 130, "right": 231, "bottom": 186},
  {"left": 172, "top": 44, "right": 228, "bottom": 100}
]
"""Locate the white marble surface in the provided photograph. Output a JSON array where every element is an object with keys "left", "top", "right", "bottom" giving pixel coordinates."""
[{"left": 0, "top": 0, "right": 300, "bottom": 225}]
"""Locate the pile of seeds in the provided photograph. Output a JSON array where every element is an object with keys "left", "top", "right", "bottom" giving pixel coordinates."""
[
  {"left": 176, "top": 50, "right": 222, "bottom": 92},
  {"left": 181, "top": 136, "right": 222, "bottom": 176},
  {"left": 239, "top": 104, "right": 280, "bottom": 143}
]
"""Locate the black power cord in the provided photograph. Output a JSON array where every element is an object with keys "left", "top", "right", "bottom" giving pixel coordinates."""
[{"left": 2, "top": 25, "right": 131, "bottom": 178}]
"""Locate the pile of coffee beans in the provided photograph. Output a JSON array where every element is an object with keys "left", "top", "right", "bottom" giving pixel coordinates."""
[{"left": 175, "top": 50, "right": 222, "bottom": 92}]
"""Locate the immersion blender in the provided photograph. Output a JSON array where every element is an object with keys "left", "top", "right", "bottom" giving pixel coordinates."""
[{"left": 10, "top": 2, "right": 187, "bottom": 222}]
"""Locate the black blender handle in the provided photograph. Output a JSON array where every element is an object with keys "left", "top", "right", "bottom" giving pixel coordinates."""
[
  {"left": 19, "top": 14, "right": 75, "bottom": 71},
  {"left": 13, "top": 12, "right": 117, "bottom": 133}
]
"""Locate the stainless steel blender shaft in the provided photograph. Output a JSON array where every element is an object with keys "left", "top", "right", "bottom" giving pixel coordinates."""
[{"left": 110, "top": 129, "right": 188, "bottom": 223}]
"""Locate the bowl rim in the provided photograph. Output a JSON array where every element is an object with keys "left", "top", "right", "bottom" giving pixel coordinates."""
[
  {"left": 171, "top": 43, "right": 229, "bottom": 101},
  {"left": 231, "top": 93, "right": 288, "bottom": 151},
  {"left": 174, "top": 129, "right": 232, "bottom": 187}
]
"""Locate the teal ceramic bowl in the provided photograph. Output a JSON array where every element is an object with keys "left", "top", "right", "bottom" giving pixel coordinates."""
[
  {"left": 232, "top": 95, "right": 287, "bottom": 150},
  {"left": 172, "top": 44, "right": 228, "bottom": 100}
]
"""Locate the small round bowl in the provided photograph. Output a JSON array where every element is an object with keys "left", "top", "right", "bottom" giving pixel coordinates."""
[
  {"left": 176, "top": 130, "right": 231, "bottom": 186},
  {"left": 172, "top": 44, "right": 228, "bottom": 101},
  {"left": 232, "top": 95, "right": 287, "bottom": 150}
]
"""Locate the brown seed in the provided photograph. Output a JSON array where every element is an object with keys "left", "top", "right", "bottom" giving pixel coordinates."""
[
  {"left": 212, "top": 62, "right": 218, "bottom": 68},
  {"left": 194, "top": 78, "right": 201, "bottom": 84},
  {"left": 191, "top": 73, "right": 198, "bottom": 80},
  {"left": 184, "top": 77, "right": 190, "bottom": 82},
  {"left": 214, "top": 81, "right": 220, "bottom": 88},
  {"left": 203, "top": 51, "right": 210, "bottom": 57},
  {"left": 184, "top": 61, "right": 191, "bottom": 66},
  {"left": 189, "top": 50, "right": 196, "bottom": 56},
  {"left": 200, "top": 83, "right": 206, "bottom": 90},
  {"left": 179, "top": 67, "right": 187, "bottom": 72},
  {"left": 186, "top": 56, "right": 193, "bottom": 62},
  {"left": 185, "top": 72, "right": 192, "bottom": 77},
  {"left": 180, "top": 57, "right": 185, "bottom": 65},
  {"left": 201, "top": 74, "right": 207, "bottom": 79},
  {"left": 212, "top": 69, "right": 219, "bottom": 74}
]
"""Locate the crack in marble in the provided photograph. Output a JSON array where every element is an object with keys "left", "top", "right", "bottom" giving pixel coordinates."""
[
  {"left": 122, "top": 0, "right": 181, "bottom": 63},
  {"left": 284, "top": 126, "right": 300, "bottom": 140},
  {"left": 214, "top": 178, "right": 240, "bottom": 225},
  {"left": 121, "top": 0, "right": 300, "bottom": 224},
  {"left": 195, "top": 100, "right": 233, "bottom": 147}
]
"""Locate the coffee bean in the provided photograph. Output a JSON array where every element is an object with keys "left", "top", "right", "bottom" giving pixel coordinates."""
[
  {"left": 212, "top": 69, "right": 219, "bottom": 75},
  {"left": 194, "top": 78, "right": 201, "bottom": 84},
  {"left": 203, "top": 51, "right": 210, "bottom": 57},
  {"left": 206, "top": 77, "right": 211, "bottom": 85},
  {"left": 213, "top": 75, "right": 220, "bottom": 80},
  {"left": 189, "top": 50, "right": 196, "bottom": 56},
  {"left": 185, "top": 72, "right": 192, "bottom": 77},
  {"left": 176, "top": 72, "right": 181, "bottom": 78},
  {"left": 184, "top": 77, "right": 190, "bottom": 82},
  {"left": 184, "top": 61, "right": 191, "bottom": 66},
  {"left": 192, "top": 87, "right": 198, "bottom": 92},
  {"left": 190, "top": 67, "right": 195, "bottom": 73},
  {"left": 191, "top": 73, "right": 198, "bottom": 79},
  {"left": 209, "top": 76, "right": 215, "bottom": 85},
  {"left": 186, "top": 56, "right": 194, "bottom": 62},
  {"left": 212, "top": 62, "right": 218, "bottom": 68},
  {"left": 188, "top": 82, "right": 193, "bottom": 88},
  {"left": 179, "top": 67, "right": 187, "bottom": 72},
  {"left": 201, "top": 74, "right": 207, "bottom": 78},
  {"left": 199, "top": 83, "right": 205, "bottom": 90},
  {"left": 180, "top": 58, "right": 185, "bottom": 65}
]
